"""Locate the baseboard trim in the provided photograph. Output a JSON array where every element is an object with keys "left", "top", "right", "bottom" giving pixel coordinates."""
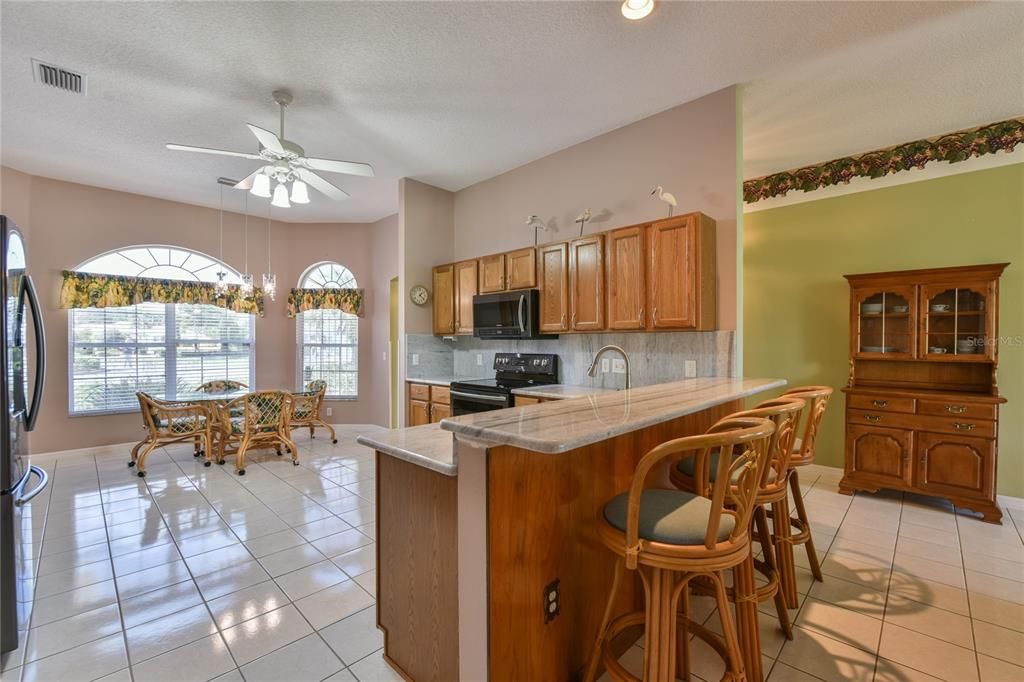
[{"left": 33, "top": 441, "right": 138, "bottom": 459}]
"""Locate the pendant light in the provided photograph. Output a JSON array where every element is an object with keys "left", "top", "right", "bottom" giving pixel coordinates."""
[
  {"left": 263, "top": 203, "right": 277, "bottom": 301},
  {"left": 290, "top": 180, "right": 310, "bottom": 204},
  {"left": 250, "top": 172, "right": 272, "bottom": 198},
  {"left": 271, "top": 182, "right": 290, "bottom": 209},
  {"left": 215, "top": 183, "right": 229, "bottom": 295},
  {"left": 240, "top": 192, "right": 254, "bottom": 296}
]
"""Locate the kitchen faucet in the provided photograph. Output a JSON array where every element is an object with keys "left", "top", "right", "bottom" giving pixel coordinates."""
[{"left": 586, "top": 344, "right": 631, "bottom": 390}]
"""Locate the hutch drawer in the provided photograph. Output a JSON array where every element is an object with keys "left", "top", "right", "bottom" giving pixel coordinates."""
[
  {"left": 917, "top": 398, "right": 996, "bottom": 421},
  {"left": 848, "top": 408, "right": 996, "bottom": 440},
  {"left": 847, "top": 394, "right": 915, "bottom": 414}
]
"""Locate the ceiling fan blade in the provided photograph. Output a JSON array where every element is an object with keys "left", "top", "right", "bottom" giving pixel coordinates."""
[
  {"left": 165, "top": 143, "right": 260, "bottom": 160},
  {"left": 296, "top": 168, "right": 350, "bottom": 201},
  {"left": 246, "top": 124, "right": 285, "bottom": 154},
  {"left": 233, "top": 166, "right": 270, "bottom": 190},
  {"left": 303, "top": 157, "right": 375, "bottom": 178}
]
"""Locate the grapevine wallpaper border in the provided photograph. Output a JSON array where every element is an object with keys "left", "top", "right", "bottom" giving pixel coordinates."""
[{"left": 743, "top": 117, "right": 1024, "bottom": 204}]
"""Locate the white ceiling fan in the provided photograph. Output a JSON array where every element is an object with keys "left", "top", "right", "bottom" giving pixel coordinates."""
[{"left": 166, "top": 89, "right": 374, "bottom": 208}]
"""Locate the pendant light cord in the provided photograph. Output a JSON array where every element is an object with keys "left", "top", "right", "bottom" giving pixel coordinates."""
[
  {"left": 218, "top": 184, "right": 224, "bottom": 270},
  {"left": 243, "top": 192, "right": 249, "bottom": 275},
  {"left": 267, "top": 202, "right": 272, "bottom": 272}
]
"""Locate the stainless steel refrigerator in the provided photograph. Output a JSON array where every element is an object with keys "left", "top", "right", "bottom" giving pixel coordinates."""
[{"left": 0, "top": 215, "right": 47, "bottom": 657}]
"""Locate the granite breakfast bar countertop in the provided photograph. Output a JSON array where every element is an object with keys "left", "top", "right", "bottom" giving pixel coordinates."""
[
  {"left": 440, "top": 376, "right": 786, "bottom": 454},
  {"left": 356, "top": 423, "right": 456, "bottom": 475},
  {"left": 510, "top": 383, "right": 620, "bottom": 400}
]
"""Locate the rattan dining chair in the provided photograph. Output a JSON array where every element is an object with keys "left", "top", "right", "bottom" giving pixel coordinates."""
[
  {"left": 216, "top": 390, "right": 298, "bottom": 475},
  {"left": 290, "top": 379, "right": 337, "bottom": 444},
  {"left": 194, "top": 379, "right": 248, "bottom": 392},
  {"left": 131, "top": 392, "right": 213, "bottom": 477}
]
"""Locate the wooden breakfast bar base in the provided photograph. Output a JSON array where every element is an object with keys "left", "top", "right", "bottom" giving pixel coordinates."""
[{"left": 359, "top": 377, "right": 785, "bottom": 681}]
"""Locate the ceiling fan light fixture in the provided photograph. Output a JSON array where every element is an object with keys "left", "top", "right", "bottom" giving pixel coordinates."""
[
  {"left": 290, "top": 180, "right": 310, "bottom": 204},
  {"left": 250, "top": 172, "right": 271, "bottom": 198},
  {"left": 621, "top": 0, "right": 654, "bottom": 20},
  {"left": 271, "top": 182, "right": 291, "bottom": 208}
]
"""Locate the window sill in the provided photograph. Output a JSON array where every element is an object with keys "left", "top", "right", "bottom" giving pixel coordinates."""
[{"left": 69, "top": 408, "right": 139, "bottom": 418}]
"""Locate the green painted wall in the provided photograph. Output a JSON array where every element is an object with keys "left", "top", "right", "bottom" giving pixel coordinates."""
[{"left": 744, "top": 163, "right": 1024, "bottom": 496}]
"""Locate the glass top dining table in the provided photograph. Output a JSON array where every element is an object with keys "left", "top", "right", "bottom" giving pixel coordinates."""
[{"left": 175, "top": 389, "right": 250, "bottom": 404}]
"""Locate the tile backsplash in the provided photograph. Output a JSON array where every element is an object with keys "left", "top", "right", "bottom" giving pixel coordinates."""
[{"left": 406, "top": 331, "right": 735, "bottom": 388}]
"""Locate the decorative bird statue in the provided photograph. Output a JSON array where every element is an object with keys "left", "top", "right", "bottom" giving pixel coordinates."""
[
  {"left": 575, "top": 208, "right": 592, "bottom": 237},
  {"left": 651, "top": 186, "right": 678, "bottom": 216},
  {"left": 526, "top": 215, "right": 549, "bottom": 245}
]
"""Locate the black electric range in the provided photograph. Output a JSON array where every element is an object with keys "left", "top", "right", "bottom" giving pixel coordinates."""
[{"left": 449, "top": 353, "right": 558, "bottom": 416}]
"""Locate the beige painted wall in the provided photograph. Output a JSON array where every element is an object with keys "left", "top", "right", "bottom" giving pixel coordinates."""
[
  {"left": 399, "top": 178, "right": 454, "bottom": 335},
  {"left": 0, "top": 166, "right": 395, "bottom": 453},
  {"left": 452, "top": 86, "right": 740, "bottom": 329},
  {"left": 369, "top": 213, "right": 399, "bottom": 426}
]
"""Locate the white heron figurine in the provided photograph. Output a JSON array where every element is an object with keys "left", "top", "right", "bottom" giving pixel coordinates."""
[
  {"left": 651, "top": 186, "right": 677, "bottom": 216},
  {"left": 575, "top": 208, "right": 592, "bottom": 237},
  {"left": 526, "top": 215, "right": 549, "bottom": 245}
]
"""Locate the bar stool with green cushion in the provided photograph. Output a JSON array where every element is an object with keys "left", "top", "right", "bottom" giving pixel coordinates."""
[
  {"left": 671, "top": 397, "right": 806, "bottom": 642},
  {"left": 290, "top": 380, "right": 337, "bottom": 444},
  {"left": 584, "top": 417, "right": 775, "bottom": 682},
  {"left": 777, "top": 386, "right": 833, "bottom": 587}
]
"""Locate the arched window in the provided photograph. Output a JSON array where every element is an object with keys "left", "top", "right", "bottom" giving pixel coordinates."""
[
  {"left": 297, "top": 262, "right": 358, "bottom": 398},
  {"left": 69, "top": 246, "right": 255, "bottom": 414}
]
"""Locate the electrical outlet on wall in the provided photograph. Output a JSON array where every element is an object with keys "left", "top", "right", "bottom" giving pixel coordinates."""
[
  {"left": 601, "top": 358, "right": 610, "bottom": 373},
  {"left": 684, "top": 360, "right": 697, "bottom": 378},
  {"left": 411, "top": 354, "right": 420, "bottom": 366},
  {"left": 325, "top": 407, "right": 333, "bottom": 417},
  {"left": 612, "top": 358, "right": 626, "bottom": 374},
  {"left": 476, "top": 353, "right": 483, "bottom": 366}
]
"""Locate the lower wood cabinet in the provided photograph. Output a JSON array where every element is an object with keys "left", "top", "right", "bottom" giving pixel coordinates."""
[
  {"left": 914, "top": 431, "right": 995, "bottom": 501},
  {"left": 845, "top": 424, "right": 912, "bottom": 489},
  {"left": 514, "top": 396, "right": 544, "bottom": 407},
  {"left": 408, "top": 399, "right": 430, "bottom": 427},
  {"left": 407, "top": 382, "right": 452, "bottom": 426}
]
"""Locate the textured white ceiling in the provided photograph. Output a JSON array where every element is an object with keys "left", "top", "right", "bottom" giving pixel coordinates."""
[{"left": 1, "top": 2, "right": 1020, "bottom": 222}]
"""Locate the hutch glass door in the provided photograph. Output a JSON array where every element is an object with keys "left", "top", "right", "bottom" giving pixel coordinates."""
[
  {"left": 853, "top": 288, "right": 915, "bottom": 358},
  {"left": 921, "top": 283, "right": 993, "bottom": 361}
]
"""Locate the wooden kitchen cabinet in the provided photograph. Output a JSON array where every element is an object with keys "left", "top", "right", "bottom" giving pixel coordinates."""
[
  {"left": 606, "top": 225, "right": 646, "bottom": 330},
  {"left": 430, "top": 403, "right": 451, "bottom": 423},
  {"left": 407, "top": 382, "right": 452, "bottom": 426},
  {"left": 432, "top": 265, "right": 455, "bottom": 335},
  {"left": 478, "top": 254, "right": 506, "bottom": 293},
  {"left": 538, "top": 242, "right": 569, "bottom": 332},
  {"left": 505, "top": 248, "right": 537, "bottom": 290},
  {"left": 454, "top": 260, "right": 478, "bottom": 335},
  {"left": 841, "top": 263, "right": 1008, "bottom": 523},
  {"left": 647, "top": 213, "right": 716, "bottom": 330},
  {"left": 408, "top": 399, "right": 430, "bottom": 426},
  {"left": 569, "top": 235, "right": 605, "bottom": 331}
]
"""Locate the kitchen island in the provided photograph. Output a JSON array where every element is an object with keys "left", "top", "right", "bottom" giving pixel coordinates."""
[{"left": 357, "top": 377, "right": 785, "bottom": 681}]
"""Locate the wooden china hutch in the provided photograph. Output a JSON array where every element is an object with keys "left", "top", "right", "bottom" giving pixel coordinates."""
[{"left": 840, "top": 263, "right": 1009, "bottom": 523}]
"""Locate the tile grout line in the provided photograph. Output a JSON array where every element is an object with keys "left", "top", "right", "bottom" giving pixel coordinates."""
[
  {"left": 869, "top": 490, "right": 905, "bottom": 682},
  {"left": 955, "top": 510, "right": 983, "bottom": 682}
]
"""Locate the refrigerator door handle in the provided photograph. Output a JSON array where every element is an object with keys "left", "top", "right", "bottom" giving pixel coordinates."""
[
  {"left": 14, "top": 466, "right": 48, "bottom": 507},
  {"left": 22, "top": 275, "right": 45, "bottom": 432}
]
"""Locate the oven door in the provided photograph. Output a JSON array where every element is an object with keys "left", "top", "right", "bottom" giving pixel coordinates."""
[{"left": 450, "top": 388, "right": 511, "bottom": 416}]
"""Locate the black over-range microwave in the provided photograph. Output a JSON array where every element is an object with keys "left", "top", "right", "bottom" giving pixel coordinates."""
[{"left": 472, "top": 289, "right": 557, "bottom": 339}]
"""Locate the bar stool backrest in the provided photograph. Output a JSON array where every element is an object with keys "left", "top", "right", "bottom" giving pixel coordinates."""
[
  {"left": 719, "top": 398, "right": 806, "bottom": 491},
  {"left": 621, "top": 417, "right": 775, "bottom": 568},
  {"left": 781, "top": 386, "right": 833, "bottom": 464}
]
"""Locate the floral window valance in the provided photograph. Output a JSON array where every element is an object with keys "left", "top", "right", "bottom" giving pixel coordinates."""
[
  {"left": 59, "top": 270, "right": 265, "bottom": 316},
  {"left": 744, "top": 117, "right": 1024, "bottom": 204},
  {"left": 286, "top": 288, "right": 364, "bottom": 318}
]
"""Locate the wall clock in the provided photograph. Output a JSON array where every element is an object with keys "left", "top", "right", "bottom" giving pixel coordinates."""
[{"left": 409, "top": 284, "right": 430, "bottom": 306}]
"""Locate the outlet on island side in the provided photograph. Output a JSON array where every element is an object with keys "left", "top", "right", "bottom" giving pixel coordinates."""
[{"left": 543, "top": 578, "right": 560, "bottom": 623}]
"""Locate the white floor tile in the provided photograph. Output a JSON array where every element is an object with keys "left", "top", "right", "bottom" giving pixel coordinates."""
[
  {"left": 221, "top": 604, "right": 313, "bottom": 666},
  {"left": 320, "top": 606, "right": 383, "bottom": 665},
  {"left": 238, "top": 633, "right": 343, "bottom": 682}
]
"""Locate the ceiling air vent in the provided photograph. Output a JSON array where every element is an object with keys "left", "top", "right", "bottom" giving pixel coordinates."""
[{"left": 31, "top": 59, "right": 86, "bottom": 95}]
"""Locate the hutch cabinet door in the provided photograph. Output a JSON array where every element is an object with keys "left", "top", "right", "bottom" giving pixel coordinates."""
[
  {"left": 478, "top": 254, "right": 506, "bottom": 293},
  {"left": 569, "top": 235, "right": 605, "bottom": 331},
  {"left": 914, "top": 431, "right": 995, "bottom": 501},
  {"left": 538, "top": 243, "right": 569, "bottom": 332},
  {"left": 919, "top": 281, "right": 997, "bottom": 362},
  {"left": 606, "top": 225, "right": 646, "bottom": 330},
  {"left": 647, "top": 216, "right": 697, "bottom": 329},
  {"left": 845, "top": 424, "right": 913, "bottom": 488},
  {"left": 432, "top": 265, "right": 455, "bottom": 335},
  {"left": 505, "top": 248, "right": 537, "bottom": 290},
  {"left": 409, "top": 399, "right": 431, "bottom": 427},
  {"left": 454, "top": 260, "right": 478, "bottom": 335},
  {"left": 850, "top": 285, "right": 917, "bottom": 359}
]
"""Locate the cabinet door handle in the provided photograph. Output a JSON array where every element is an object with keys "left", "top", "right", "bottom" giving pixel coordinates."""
[
  {"left": 653, "top": 307, "right": 658, "bottom": 324},
  {"left": 871, "top": 399, "right": 888, "bottom": 408},
  {"left": 639, "top": 306, "right": 644, "bottom": 323},
  {"left": 953, "top": 422, "right": 977, "bottom": 431},
  {"left": 945, "top": 404, "right": 967, "bottom": 414},
  {"left": 571, "top": 312, "right": 577, "bottom": 328},
  {"left": 561, "top": 313, "right": 566, "bottom": 330},
  {"left": 864, "top": 414, "right": 881, "bottom": 422}
]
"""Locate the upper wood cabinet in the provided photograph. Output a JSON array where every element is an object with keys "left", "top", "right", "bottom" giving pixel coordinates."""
[
  {"left": 606, "top": 225, "right": 647, "bottom": 330},
  {"left": 647, "top": 214, "right": 716, "bottom": 330},
  {"left": 454, "top": 260, "right": 478, "bottom": 335},
  {"left": 478, "top": 254, "right": 506, "bottom": 293},
  {"left": 432, "top": 265, "right": 455, "bottom": 335},
  {"left": 505, "top": 248, "right": 537, "bottom": 290},
  {"left": 569, "top": 235, "right": 605, "bottom": 331},
  {"left": 538, "top": 243, "right": 569, "bottom": 332}
]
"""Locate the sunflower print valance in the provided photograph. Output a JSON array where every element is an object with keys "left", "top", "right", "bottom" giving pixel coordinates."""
[
  {"left": 60, "top": 271, "right": 265, "bottom": 316},
  {"left": 286, "top": 288, "right": 364, "bottom": 318}
]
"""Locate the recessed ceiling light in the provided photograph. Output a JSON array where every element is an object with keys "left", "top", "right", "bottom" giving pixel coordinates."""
[{"left": 621, "top": 0, "right": 654, "bottom": 21}]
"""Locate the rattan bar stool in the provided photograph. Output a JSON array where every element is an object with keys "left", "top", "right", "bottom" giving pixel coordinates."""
[
  {"left": 584, "top": 417, "right": 775, "bottom": 682},
  {"left": 670, "top": 398, "right": 805, "bottom": 679},
  {"left": 776, "top": 386, "right": 833, "bottom": 596}
]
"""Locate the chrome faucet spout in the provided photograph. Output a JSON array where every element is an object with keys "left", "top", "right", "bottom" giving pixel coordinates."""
[{"left": 586, "top": 344, "right": 631, "bottom": 390}]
